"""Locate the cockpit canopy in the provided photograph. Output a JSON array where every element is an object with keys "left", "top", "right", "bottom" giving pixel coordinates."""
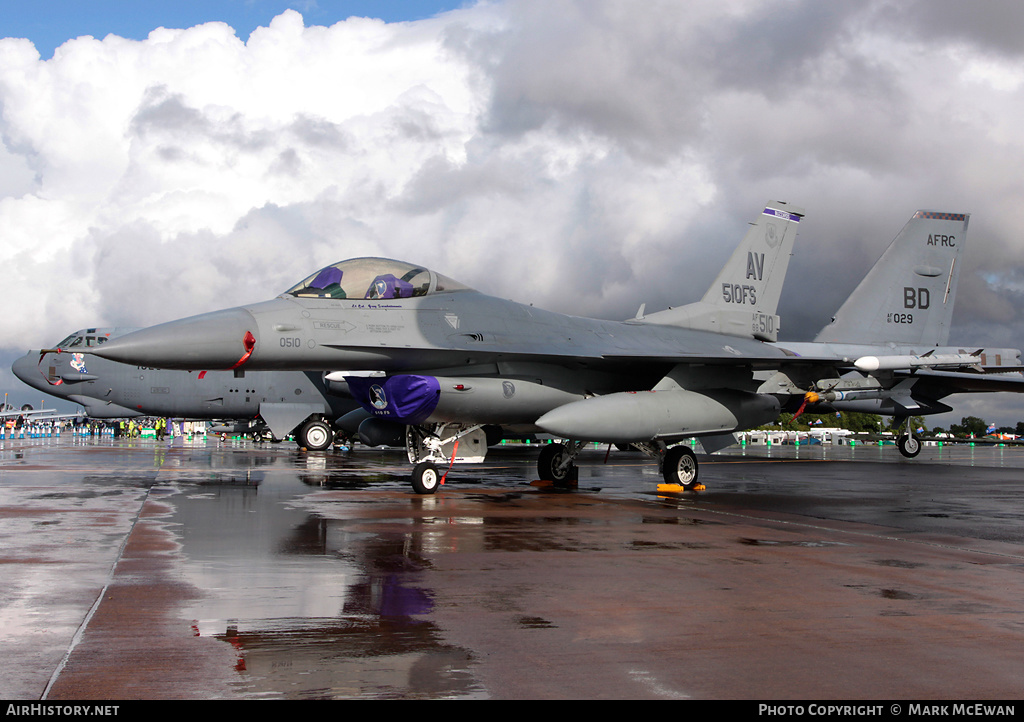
[
  {"left": 284, "top": 257, "right": 473, "bottom": 300},
  {"left": 55, "top": 329, "right": 114, "bottom": 348}
]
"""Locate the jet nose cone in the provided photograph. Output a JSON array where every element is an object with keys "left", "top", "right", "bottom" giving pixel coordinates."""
[
  {"left": 11, "top": 352, "right": 42, "bottom": 388},
  {"left": 92, "top": 307, "right": 259, "bottom": 370}
]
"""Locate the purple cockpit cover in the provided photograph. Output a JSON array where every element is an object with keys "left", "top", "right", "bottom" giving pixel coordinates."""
[
  {"left": 346, "top": 375, "right": 441, "bottom": 425},
  {"left": 309, "top": 266, "right": 342, "bottom": 289}
]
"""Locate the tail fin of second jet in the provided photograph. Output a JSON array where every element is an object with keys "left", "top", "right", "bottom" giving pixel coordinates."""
[
  {"left": 814, "top": 211, "right": 968, "bottom": 346},
  {"left": 643, "top": 201, "right": 804, "bottom": 341}
]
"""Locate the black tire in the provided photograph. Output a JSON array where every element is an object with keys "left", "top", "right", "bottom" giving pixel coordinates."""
[
  {"left": 663, "top": 445, "right": 699, "bottom": 488},
  {"left": 538, "top": 443, "right": 577, "bottom": 483},
  {"left": 411, "top": 461, "right": 440, "bottom": 494},
  {"left": 897, "top": 434, "right": 922, "bottom": 458},
  {"left": 299, "top": 419, "right": 333, "bottom": 451}
]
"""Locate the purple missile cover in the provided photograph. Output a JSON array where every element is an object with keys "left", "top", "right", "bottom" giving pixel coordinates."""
[{"left": 346, "top": 375, "right": 441, "bottom": 424}]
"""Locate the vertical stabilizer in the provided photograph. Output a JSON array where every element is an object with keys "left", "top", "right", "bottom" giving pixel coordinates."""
[
  {"left": 815, "top": 211, "right": 967, "bottom": 346},
  {"left": 644, "top": 201, "right": 804, "bottom": 341}
]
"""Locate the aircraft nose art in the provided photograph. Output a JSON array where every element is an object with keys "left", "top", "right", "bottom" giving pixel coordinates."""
[{"left": 90, "top": 307, "right": 259, "bottom": 370}]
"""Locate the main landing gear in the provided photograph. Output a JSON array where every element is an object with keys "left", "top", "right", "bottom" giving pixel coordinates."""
[
  {"left": 661, "top": 445, "right": 700, "bottom": 489},
  {"left": 536, "top": 440, "right": 702, "bottom": 491},
  {"left": 537, "top": 441, "right": 582, "bottom": 486},
  {"left": 294, "top": 418, "right": 350, "bottom": 452},
  {"left": 403, "top": 431, "right": 705, "bottom": 495},
  {"left": 297, "top": 418, "right": 334, "bottom": 451}
]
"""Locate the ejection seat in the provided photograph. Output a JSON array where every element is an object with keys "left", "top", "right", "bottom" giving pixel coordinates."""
[{"left": 365, "top": 274, "right": 414, "bottom": 299}]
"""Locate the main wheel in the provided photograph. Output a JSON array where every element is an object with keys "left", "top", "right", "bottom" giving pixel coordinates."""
[
  {"left": 299, "top": 419, "right": 333, "bottom": 451},
  {"left": 411, "top": 461, "right": 440, "bottom": 494},
  {"left": 897, "top": 434, "right": 922, "bottom": 458},
  {"left": 663, "top": 445, "right": 699, "bottom": 488},
  {"left": 537, "top": 443, "right": 578, "bottom": 483}
]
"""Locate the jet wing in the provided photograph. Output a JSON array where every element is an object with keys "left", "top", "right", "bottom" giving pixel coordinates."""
[
  {"left": 0, "top": 407, "right": 67, "bottom": 419},
  {"left": 599, "top": 350, "right": 845, "bottom": 368},
  {"left": 897, "top": 368, "right": 1024, "bottom": 395}
]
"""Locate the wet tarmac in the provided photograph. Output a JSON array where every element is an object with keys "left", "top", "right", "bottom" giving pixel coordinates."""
[{"left": 4, "top": 435, "right": 1024, "bottom": 699}]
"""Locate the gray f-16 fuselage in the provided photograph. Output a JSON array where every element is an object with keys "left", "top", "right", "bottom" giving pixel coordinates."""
[
  {"left": 87, "top": 204, "right": 1024, "bottom": 493},
  {"left": 87, "top": 260, "right": 799, "bottom": 465},
  {"left": 12, "top": 328, "right": 362, "bottom": 449}
]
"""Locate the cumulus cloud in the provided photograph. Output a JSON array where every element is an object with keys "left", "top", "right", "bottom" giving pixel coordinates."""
[{"left": 3, "top": 0, "right": 1024, "bottom": 423}]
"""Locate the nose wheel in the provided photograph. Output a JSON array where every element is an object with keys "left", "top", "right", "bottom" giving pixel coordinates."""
[
  {"left": 411, "top": 461, "right": 441, "bottom": 494},
  {"left": 895, "top": 416, "right": 922, "bottom": 459},
  {"left": 897, "top": 434, "right": 921, "bottom": 458}
]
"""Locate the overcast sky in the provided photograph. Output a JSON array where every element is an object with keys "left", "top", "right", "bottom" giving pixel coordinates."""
[{"left": 3, "top": 0, "right": 1024, "bottom": 427}]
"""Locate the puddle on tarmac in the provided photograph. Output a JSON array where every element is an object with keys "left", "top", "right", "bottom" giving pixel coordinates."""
[
  {"left": 169, "top": 470, "right": 485, "bottom": 699},
  {"left": 213, "top": 617, "right": 478, "bottom": 699}
]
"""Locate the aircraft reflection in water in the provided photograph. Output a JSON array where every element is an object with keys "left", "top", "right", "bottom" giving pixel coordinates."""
[
  {"left": 12, "top": 328, "right": 363, "bottom": 448},
  {"left": 87, "top": 203, "right": 1024, "bottom": 493}
]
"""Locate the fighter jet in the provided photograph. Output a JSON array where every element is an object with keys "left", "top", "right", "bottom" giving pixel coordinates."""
[
  {"left": 12, "top": 328, "right": 362, "bottom": 448},
  {"left": 87, "top": 203, "right": 1023, "bottom": 493},
  {"left": 767, "top": 210, "right": 1023, "bottom": 458}
]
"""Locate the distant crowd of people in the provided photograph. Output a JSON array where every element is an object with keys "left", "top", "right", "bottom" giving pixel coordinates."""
[
  {"left": 113, "top": 418, "right": 168, "bottom": 439},
  {"left": 1, "top": 416, "right": 176, "bottom": 439}
]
